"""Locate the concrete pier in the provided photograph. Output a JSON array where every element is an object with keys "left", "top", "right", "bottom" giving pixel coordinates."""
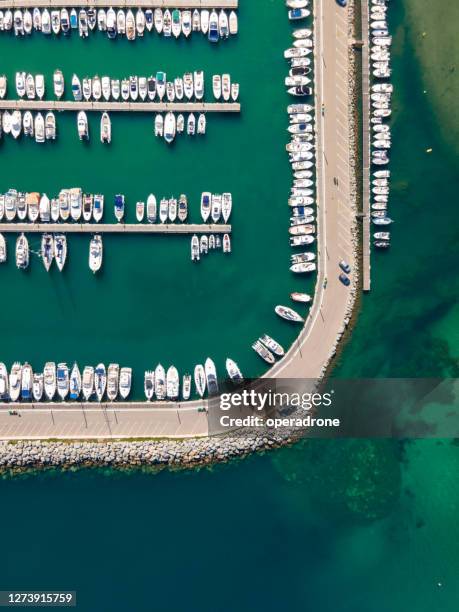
[
  {"left": 361, "top": 0, "right": 371, "bottom": 292},
  {"left": 0, "top": 1, "right": 238, "bottom": 8},
  {"left": 0, "top": 222, "right": 231, "bottom": 233},
  {"left": 0, "top": 100, "right": 240, "bottom": 113}
]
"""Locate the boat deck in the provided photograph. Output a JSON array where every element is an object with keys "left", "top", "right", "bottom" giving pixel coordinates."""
[
  {"left": 0, "top": 222, "right": 231, "bottom": 233},
  {"left": 0, "top": 1, "right": 238, "bottom": 8},
  {"left": 0, "top": 100, "right": 240, "bottom": 113}
]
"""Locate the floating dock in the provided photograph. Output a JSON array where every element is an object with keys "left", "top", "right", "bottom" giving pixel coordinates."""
[
  {"left": 0, "top": 222, "right": 231, "bottom": 233},
  {"left": 0, "top": 1, "right": 238, "bottom": 8},
  {"left": 361, "top": 0, "right": 371, "bottom": 292},
  {"left": 0, "top": 100, "right": 240, "bottom": 113}
]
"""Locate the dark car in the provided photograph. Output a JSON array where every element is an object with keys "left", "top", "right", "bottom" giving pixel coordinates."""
[
  {"left": 339, "top": 273, "right": 350, "bottom": 286},
  {"left": 336, "top": 0, "right": 347, "bottom": 6}
]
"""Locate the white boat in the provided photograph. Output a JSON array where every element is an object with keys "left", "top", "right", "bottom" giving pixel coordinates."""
[
  {"left": 16, "top": 233, "right": 29, "bottom": 269},
  {"left": 191, "top": 234, "right": 200, "bottom": 261},
  {"left": 154, "top": 114, "right": 164, "bottom": 138},
  {"left": 221, "top": 193, "right": 232, "bottom": 222},
  {"left": 183, "top": 72, "right": 194, "bottom": 99},
  {"left": 289, "top": 8, "right": 310, "bottom": 20},
  {"left": 200, "top": 192, "right": 211, "bottom": 222},
  {"left": 77, "top": 111, "right": 89, "bottom": 140},
  {"left": 69, "top": 363, "right": 81, "bottom": 400},
  {"left": 0, "top": 363, "right": 8, "bottom": 400},
  {"left": 192, "top": 9, "right": 201, "bottom": 32},
  {"left": 181, "top": 10, "right": 191, "bottom": 37},
  {"left": 178, "top": 194, "right": 187, "bottom": 222},
  {"left": 106, "top": 8, "right": 116, "bottom": 38},
  {"left": 100, "top": 112, "right": 111, "bottom": 144},
  {"left": 154, "top": 8, "right": 163, "bottom": 33},
  {"left": 82, "top": 366, "right": 94, "bottom": 401},
  {"left": 92, "top": 75, "right": 102, "bottom": 100},
  {"left": 56, "top": 362, "right": 69, "bottom": 400},
  {"left": 136, "top": 9, "right": 145, "bottom": 36},
  {"left": 51, "top": 197, "right": 60, "bottom": 222},
  {"left": 45, "top": 112, "right": 56, "bottom": 140},
  {"left": 187, "top": 113, "right": 196, "bottom": 135},
  {"left": 43, "top": 362, "right": 56, "bottom": 400},
  {"left": 111, "top": 79, "right": 120, "bottom": 100},
  {"left": 82, "top": 77, "right": 92, "bottom": 101},
  {"left": 275, "top": 305, "right": 304, "bottom": 323},
  {"left": 21, "top": 363, "right": 33, "bottom": 401},
  {"left": 54, "top": 233, "right": 67, "bottom": 271},
  {"left": 166, "top": 366, "right": 179, "bottom": 400},
  {"left": 82, "top": 194, "right": 93, "bottom": 221},
  {"left": 98, "top": 9, "right": 107, "bottom": 32},
  {"left": 194, "top": 364, "right": 206, "bottom": 397},
  {"left": 260, "top": 334, "right": 285, "bottom": 357},
  {"left": 147, "top": 194, "right": 157, "bottom": 223},
  {"left": 205, "top": 358, "right": 218, "bottom": 395},
  {"left": 229, "top": 10, "right": 238, "bottom": 35},
  {"left": 156, "top": 71, "right": 166, "bottom": 100},
  {"left": 114, "top": 194, "right": 125, "bottom": 221},
  {"left": 0, "top": 234, "right": 6, "bottom": 264},
  {"left": 93, "top": 194, "right": 104, "bottom": 222},
  {"left": 41, "top": 233, "right": 54, "bottom": 271},
  {"left": 219, "top": 10, "right": 228, "bottom": 38},
  {"left": 200, "top": 234, "right": 208, "bottom": 254},
  {"left": 9, "top": 363, "right": 22, "bottom": 402},
  {"left": 231, "top": 83, "right": 239, "bottom": 101},
  {"left": 212, "top": 74, "right": 221, "bottom": 99},
  {"left": 177, "top": 114, "right": 185, "bottom": 133},
  {"left": 117, "top": 9, "right": 126, "bottom": 35},
  {"left": 164, "top": 111, "right": 176, "bottom": 144},
  {"left": 89, "top": 234, "right": 103, "bottom": 272},
  {"left": 159, "top": 198, "right": 168, "bottom": 224},
  {"left": 226, "top": 358, "right": 243, "bottom": 383},
  {"left": 94, "top": 363, "right": 106, "bottom": 401},
  {"left": 211, "top": 194, "right": 221, "bottom": 222},
  {"left": 79, "top": 9, "right": 89, "bottom": 37},
  {"left": 194, "top": 70, "right": 204, "bottom": 100},
  {"left": 168, "top": 198, "right": 177, "bottom": 222},
  {"left": 145, "top": 9, "right": 153, "bottom": 32},
  {"left": 32, "top": 8, "right": 42, "bottom": 31},
  {"left": 139, "top": 77, "right": 147, "bottom": 101},
  {"left": 222, "top": 73, "right": 231, "bottom": 101},
  {"left": 35, "top": 74, "right": 45, "bottom": 99},
  {"left": 10, "top": 110, "right": 22, "bottom": 139},
  {"left": 126, "top": 9, "right": 135, "bottom": 40},
  {"left": 252, "top": 340, "right": 275, "bottom": 365},
  {"left": 223, "top": 234, "right": 231, "bottom": 253},
  {"left": 16, "top": 71, "right": 26, "bottom": 97},
  {"left": 107, "top": 363, "right": 119, "bottom": 401},
  {"left": 154, "top": 364, "right": 166, "bottom": 400},
  {"left": 26, "top": 73, "right": 35, "bottom": 99},
  {"left": 0, "top": 75, "right": 7, "bottom": 99},
  {"left": 200, "top": 10, "right": 209, "bottom": 35},
  {"left": 101, "top": 76, "right": 111, "bottom": 101},
  {"left": 144, "top": 370, "right": 155, "bottom": 401},
  {"left": 53, "top": 69, "right": 64, "bottom": 99},
  {"left": 171, "top": 9, "right": 181, "bottom": 38},
  {"left": 182, "top": 374, "right": 191, "bottom": 400},
  {"left": 208, "top": 10, "right": 219, "bottom": 42},
  {"left": 2, "top": 111, "right": 12, "bottom": 135},
  {"left": 119, "top": 367, "right": 132, "bottom": 399},
  {"left": 72, "top": 74, "right": 82, "bottom": 101},
  {"left": 136, "top": 201, "right": 145, "bottom": 222},
  {"left": 32, "top": 373, "right": 43, "bottom": 402}
]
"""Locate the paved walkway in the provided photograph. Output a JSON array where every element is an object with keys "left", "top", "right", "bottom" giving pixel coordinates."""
[
  {"left": 0, "top": 1, "right": 238, "bottom": 9},
  {"left": 0, "top": 101, "right": 240, "bottom": 113},
  {"left": 0, "top": 222, "right": 231, "bottom": 233}
]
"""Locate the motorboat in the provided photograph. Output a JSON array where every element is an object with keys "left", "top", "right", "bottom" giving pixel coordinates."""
[
  {"left": 156, "top": 71, "right": 166, "bottom": 100},
  {"left": 70, "top": 188, "right": 82, "bottom": 221},
  {"left": 163, "top": 9, "right": 171, "bottom": 37},
  {"left": 212, "top": 74, "right": 221, "bottom": 99},
  {"left": 43, "top": 362, "right": 56, "bottom": 400},
  {"left": 54, "top": 234, "right": 67, "bottom": 271},
  {"left": 252, "top": 340, "right": 275, "bottom": 365},
  {"left": 219, "top": 9, "right": 228, "bottom": 38},
  {"left": 82, "top": 366, "right": 94, "bottom": 401},
  {"left": 136, "top": 201, "right": 145, "bottom": 222},
  {"left": 87, "top": 7, "right": 97, "bottom": 30},
  {"left": 222, "top": 193, "right": 232, "bottom": 222},
  {"left": 229, "top": 10, "right": 238, "bottom": 35},
  {"left": 205, "top": 358, "right": 218, "bottom": 395},
  {"left": 177, "top": 114, "right": 185, "bottom": 134},
  {"left": 107, "top": 363, "right": 120, "bottom": 401},
  {"left": 222, "top": 73, "right": 231, "bottom": 101},
  {"left": 35, "top": 73, "right": 45, "bottom": 99},
  {"left": 194, "top": 365, "right": 206, "bottom": 397},
  {"left": 144, "top": 370, "right": 155, "bottom": 401},
  {"left": 288, "top": 85, "right": 313, "bottom": 96},
  {"left": 200, "top": 234, "right": 208, "bottom": 255},
  {"left": 159, "top": 198, "right": 168, "bottom": 223},
  {"left": 92, "top": 75, "right": 102, "bottom": 100},
  {"left": 77, "top": 111, "right": 89, "bottom": 140},
  {"left": 100, "top": 112, "right": 111, "bottom": 144},
  {"left": 223, "top": 233, "right": 231, "bottom": 253},
  {"left": 94, "top": 363, "right": 106, "bottom": 401},
  {"left": 117, "top": 9, "right": 126, "bottom": 35},
  {"left": 231, "top": 83, "right": 239, "bottom": 101},
  {"left": 260, "top": 334, "right": 285, "bottom": 357},
  {"left": 11, "top": 111, "right": 22, "bottom": 139},
  {"left": 126, "top": 9, "right": 135, "bottom": 40},
  {"left": 0, "top": 363, "right": 8, "bottom": 400},
  {"left": 192, "top": 9, "right": 201, "bottom": 32},
  {"left": 70, "top": 8, "right": 78, "bottom": 29},
  {"left": 102, "top": 76, "right": 111, "bottom": 100},
  {"left": 191, "top": 234, "right": 200, "bottom": 261},
  {"left": 26, "top": 73, "right": 35, "bottom": 99},
  {"left": 290, "top": 262, "right": 316, "bottom": 273},
  {"left": 168, "top": 198, "right": 177, "bottom": 223},
  {"left": 9, "top": 363, "right": 22, "bottom": 402},
  {"left": 89, "top": 234, "right": 103, "bottom": 272},
  {"left": 69, "top": 363, "right": 81, "bottom": 400},
  {"left": 208, "top": 10, "right": 219, "bottom": 42},
  {"left": 82, "top": 194, "right": 93, "bottom": 221},
  {"left": 178, "top": 194, "right": 188, "bottom": 222},
  {"left": 136, "top": 8, "right": 145, "bottom": 36},
  {"left": 106, "top": 8, "right": 116, "bottom": 38},
  {"left": 288, "top": 224, "right": 315, "bottom": 236},
  {"left": 182, "top": 10, "right": 191, "bottom": 37},
  {"left": 154, "top": 8, "right": 163, "bottom": 33},
  {"left": 41, "top": 233, "right": 54, "bottom": 271},
  {"left": 32, "top": 8, "right": 42, "bottom": 31},
  {"left": 53, "top": 69, "right": 64, "bottom": 99},
  {"left": 139, "top": 77, "right": 147, "bottom": 100},
  {"left": 147, "top": 194, "right": 157, "bottom": 223},
  {"left": 171, "top": 9, "right": 181, "bottom": 38},
  {"left": 284, "top": 47, "right": 310, "bottom": 59},
  {"left": 98, "top": 9, "right": 107, "bottom": 32},
  {"left": 21, "top": 363, "right": 33, "bottom": 400},
  {"left": 112, "top": 194, "right": 124, "bottom": 222},
  {"left": 164, "top": 111, "right": 176, "bottom": 144},
  {"left": 226, "top": 359, "right": 243, "bottom": 383},
  {"left": 182, "top": 374, "right": 191, "bottom": 400},
  {"left": 211, "top": 194, "right": 221, "bottom": 223},
  {"left": 145, "top": 9, "right": 153, "bottom": 32},
  {"left": 72, "top": 74, "right": 82, "bottom": 101},
  {"left": 154, "top": 364, "right": 166, "bottom": 400},
  {"left": 79, "top": 9, "right": 89, "bottom": 37},
  {"left": 275, "top": 305, "right": 304, "bottom": 323},
  {"left": 147, "top": 76, "right": 156, "bottom": 100},
  {"left": 32, "top": 373, "right": 44, "bottom": 402},
  {"left": 372, "top": 217, "right": 393, "bottom": 225},
  {"left": 200, "top": 192, "right": 211, "bottom": 222},
  {"left": 2, "top": 111, "right": 12, "bottom": 135},
  {"left": 183, "top": 72, "right": 194, "bottom": 99},
  {"left": 0, "top": 234, "right": 6, "bottom": 264},
  {"left": 166, "top": 366, "right": 179, "bottom": 400},
  {"left": 187, "top": 113, "right": 196, "bottom": 135},
  {"left": 200, "top": 10, "right": 209, "bottom": 35},
  {"left": 56, "top": 362, "right": 69, "bottom": 400},
  {"left": 93, "top": 194, "right": 104, "bottom": 222},
  {"left": 16, "top": 71, "right": 26, "bottom": 97},
  {"left": 291, "top": 292, "right": 312, "bottom": 303},
  {"left": 45, "top": 112, "right": 56, "bottom": 140},
  {"left": 119, "top": 367, "right": 132, "bottom": 399},
  {"left": 16, "top": 233, "right": 29, "bottom": 269},
  {"left": 24, "top": 111, "right": 34, "bottom": 136},
  {"left": 82, "top": 77, "right": 92, "bottom": 101},
  {"left": 0, "top": 75, "right": 7, "bottom": 99},
  {"left": 111, "top": 79, "right": 120, "bottom": 100}
]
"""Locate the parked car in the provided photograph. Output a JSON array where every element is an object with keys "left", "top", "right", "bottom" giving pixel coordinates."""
[
  {"left": 339, "top": 273, "right": 350, "bottom": 286},
  {"left": 339, "top": 260, "right": 351, "bottom": 274}
]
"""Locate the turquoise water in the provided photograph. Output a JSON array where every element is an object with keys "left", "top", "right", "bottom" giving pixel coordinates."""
[{"left": 1, "top": 2, "right": 459, "bottom": 610}]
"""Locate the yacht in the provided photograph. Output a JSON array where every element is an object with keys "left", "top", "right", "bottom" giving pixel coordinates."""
[
  {"left": 82, "top": 194, "right": 93, "bottom": 221},
  {"left": 147, "top": 76, "right": 156, "bottom": 100},
  {"left": 200, "top": 234, "right": 208, "bottom": 255},
  {"left": 106, "top": 8, "right": 116, "bottom": 38},
  {"left": 27, "top": 192, "right": 40, "bottom": 222},
  {"left": 111, "top": 79, "right": 120, "bottom": 100},
  {"left": 82, "top": 366, "right": 94, "bottom": 401},
  {"left": 69, "top": 363, "right": 82, "bottom": 400},
  {"left": 107, "top": 363, "right": 120, "bottom": 401},
  {"left": 94, "top": 363, "right": 106, "bottom": 401},
  {"left": 41, "top": 233, "right": 54, "bottom": 271},
  {"left": 229, "top": 10, "right": 238, "bottom": 35},
  {"left": 205, "top": 358, "right": 218, "bottom": 395},
  {"left": 194, "top": 70, "right": 204, "bottom": 100},
  {"left": 79, "top": 9, "right": 89, "bottom": 38},
  {"left": 121, "top": 78, "right": 129, "bottom": 101},
  {"left": 197, "top": 113, "right": 206, "bottom": 135},
  {"left": 70, "top": 8, "right": 78, "bottom": 29},
  {"left": 129, "top": 76, "right": 138, "bottom": 100},
  {"left": 56, "top": 362, "right": 69, "bottom": 400},
  {"left": 147, "top": 194, "right": 157, "bottom": 223},
  {"left": 117, "top": 9, "right": 126, "bottom": 35},
  {"left": 159, "top": 198, "right": 168, "bottom": 223},
  {"left": 93, "top": 194, "right": 104, "bottom": 222},
  {"left": 26, "top": 73, "right": 35, "bottom": 99},
  {"left": 21, "top": 363, "right": 33, "bottom": 400},
  {"left": 17, "top": 193, "right": 27, "bottom": 220},
  {"left": 136, "top": 201, "right": 145, "bottom": 222},
  {"left": 182, "top": 10, "right": 191, "bottom": 37},
  {"left": 166, "top": 80, "right": 175, "bottom": 102},
  {"left": 89, "top": 234, "right": 103, "bottom": 272},
  {"left": 139, "top": 77, "right": 147, "bottom": 100},
  {"left": 14, "top": 9, "right": 24, "bottom": 36},
  {"left": 154, "top": 8, "right": 163, "bottom": 33},
  {"left": 45, "top": 112, "right": 56, "bottom": 140},
  {"left": 192, "top": 9, "right": 201, "bottom": 32},
  {"left": 100, "top": 112, "right": 111, "bottom": 144},
  {"left": 82, "top": 77, "right": 92, "bottom": 101},
  {"left": 97, "top": 9, "right": 107, "bottom": 32},
  {"left": 145, "top": 9, "right": 153, "bottom": 32},
  {"left": 16, "top": 71, "right": 26, "bottom": 98},
  {"left": 0, "top": 75, "right": 7, "bottom": 99},
  {"left": 201, "top": 10, "right": 209, "bottom": 34},
  {"left": 208, "top": 10, "right": 219, "bottom": 42},
  {"left": 211, "top": 194, "right": 221, "bottom": 223},
  {"left": 260, "top": 334, "right": 285, "bottom": 357},
  {"left": 16, "top": 233, "right": 29, "bottom": 269},
  {"left": 182, "top": 374, "right": 191, "bottom": 400},
  {"left": 53, "top": 69, "right": 64, "bottom": 99},
  {"left": 9, "top": 363, "right": 22, "bottom": 402},
  {"left": 156, "top": 71, "right": 166, "bottom": 100},
  {"left": 290, "top": 259, "right": 317, "bottom": 272},
  {"left": 126, "top": 9, "right": 135, "bottom": 40},
  {"left": 144, "top": 370, "right": 155, "bottom": 401},
  {"left": 212, "top": 74, "right": 221, "bottom": 99},
  {"left": 164, "top": 112, "right": 176, "bottom": 144},
  {"left": 177, "top": 114, "right": 185, "bottom": 134},
  {"left": 2, "top": 111, "right": 12, "bottom": 135},
  {"left": 102, "top": 76, "right": 111, "bottom": 100},
  {"left": 0, "top": 234, "right": 6, "bottom": 264},
  {"left": 194, "top": 364, "right": 206, "bottom": 397},
  {"left": 154, "top": 364, "right": 166, "bottom": 400},
  {"left": 35, "top": 74, "right": 45, "bottom": 99},
  {"left": 275, "top": 305, "right": 304, "bottom": 323},
  {"left": 163, "top": 9, "right": 172, "bottom": 37},
  {"left": 221, "top": 193, "right": 232, "bottom": 222},
  {"left": 226, "top": 359, "right": 243, "bottom": 383},
  {"left": 92, "top": 75, "right": 102, "bottom": 100},
  {"left": 119, "top": 367, "right": 132, "bottom": 399},
  {"left": 191, "top": 234, "right": 200, "bottom": 261},
  {"left": 222, "top": 74, "right": 231, "bottom": 100},
  {"left": 223, "top": 234, "right": 231, "bottom": 253},
  {"left": 44, "top": 362, "right": 56, "bottom": 400},
  {"left": 70, "top": 188, "right": 82, "bottom": 221},
  {"left": 59, "top": 189, "right": 70, "bottom": 221},
  {"left": 24, "top": 10, "right": 33, "bottom": 34},
  {"left": 168, "top": 198, "right": 177, "bottom": 222},
  {"left": 231, "top": 83, "right": 239, "bottom": 101},
  {"left": 183, "top": 72, "right": 194, "bottom": 100},
  {"left": 54, "top": 234, "right": 67, "bottom": 271},
  {"left": 178, "top": 194, "right": 188, "bottom": 222},
  {"left": 0, "top": 363, "right": 8, "bottom": 400},
  {"left": 252, "top": 340, "right": 275, "bottom": 365},
  {"left": 114, "top": 194, "right": 125, "bottom": 221},
  {"left": 187, "top": 113, "right": 196, "bottom": 135},
  {"left": 72, "top": 74, "right": 82, "bottom": 101},
  {"left": 201, "top": 192, "right": 211, "bottom": 222},
  {"left": 171, "top": 9, "right": 181, "bottom": 38},
  {"left": 32, "top": 8, "right": 42, "bottom": 31},
  {"left": 166, "top": 366, "right": 179, "bottom": 400},
  {"left": 52, "top": 199, "right": 61, "bottom": 224}
]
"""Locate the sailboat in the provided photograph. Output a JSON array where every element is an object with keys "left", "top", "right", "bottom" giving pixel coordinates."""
[
  {"left": 94, "top": 363, "right": 106, "bottom": 401},
  {"left": 194, "top": 364, "right": 206, "bottom": 397},
  {"left": 205, "top": 358, "right": 218, "bottom": 395},
  {"left": 54, "top": 234, "right": 67, "bottom": 271},
  {"left": 41, "top": 233, "right": 54, "bottom": 271},
  {"left": 69, "top": 363, "right": 82, "bottom": 400}
]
